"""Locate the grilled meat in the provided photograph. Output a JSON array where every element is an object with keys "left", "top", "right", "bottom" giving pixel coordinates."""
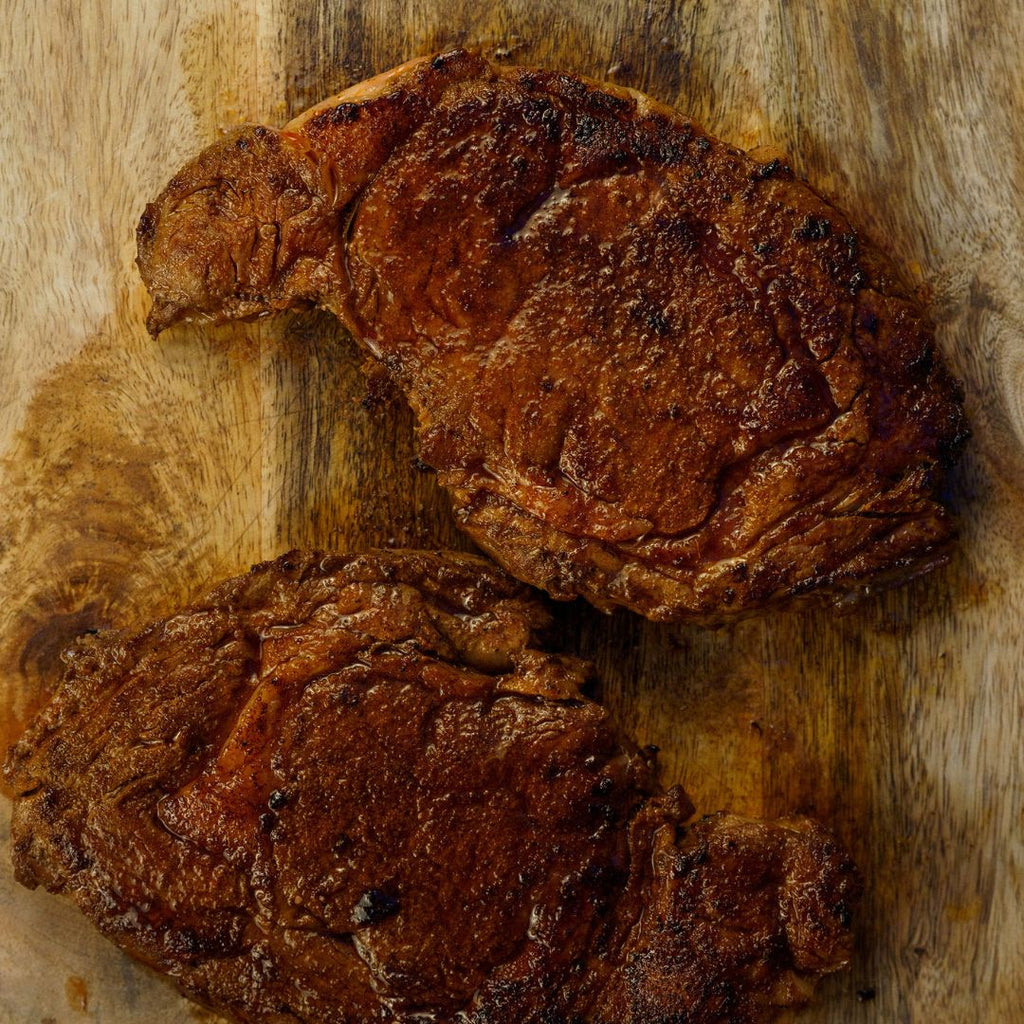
[
  {"left": 5, "top": 550, "right": 859, "bottom": 1023},
  {"left": 137, "top": 49, "right": 968, "bottom": 620}
]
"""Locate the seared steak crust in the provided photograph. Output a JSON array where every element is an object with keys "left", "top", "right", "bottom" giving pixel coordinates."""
[
  {"left": 137, "top": 50, "right": 968, "bottom": 620},
  {"left": 5, "top": 550, "right": 858, "bottom": 1023}
]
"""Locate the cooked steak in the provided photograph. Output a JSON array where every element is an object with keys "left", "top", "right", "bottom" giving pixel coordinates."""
[
  {"left": 137, "top": 50, "right": 968, "bottom": 621},
  {"left": 5, "top": 550, "right": 858, "bottom": 1023}
]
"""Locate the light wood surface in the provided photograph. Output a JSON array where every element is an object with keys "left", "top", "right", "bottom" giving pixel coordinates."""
[{"left": 1, "top": 1, "right": 1022, "bottom": 1021}]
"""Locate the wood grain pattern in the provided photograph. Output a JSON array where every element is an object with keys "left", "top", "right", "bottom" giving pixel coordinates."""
[{"left": 1, "top": 1, "right": 1021, "bottom": 1021}]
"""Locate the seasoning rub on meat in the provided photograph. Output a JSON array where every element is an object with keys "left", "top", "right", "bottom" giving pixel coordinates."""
[
  {"left": 137, "top": 50, "right": 968, "bottom": 622},
  {"left": 5, "top": 550, "right": 860, "bottom": 1023}
]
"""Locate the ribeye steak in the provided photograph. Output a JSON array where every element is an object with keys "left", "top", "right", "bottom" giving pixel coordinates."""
[
  {"left": 5, "top": 550, "right": 859, "bottom": 1023},
  {"left": 137, "top": 50, "right": 968, "bottom": 620}
]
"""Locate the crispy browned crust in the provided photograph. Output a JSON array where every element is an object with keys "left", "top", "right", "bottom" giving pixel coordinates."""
[
  {"left": 4, "top": 550, "right": 859, "bottom": 1023},
  {"left": 136, "top": 51, "right": 968, "bottom": 621}
]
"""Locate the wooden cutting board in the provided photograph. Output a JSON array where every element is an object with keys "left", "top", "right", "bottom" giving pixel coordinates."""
[{"left": 1, "top": 1, "right": 1021, "bottom": 1020}]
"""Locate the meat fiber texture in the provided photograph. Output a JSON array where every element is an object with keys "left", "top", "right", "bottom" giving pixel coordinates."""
[
  {"left": 5, "top": 550, "right": 859, "bottom": 1023},
  {"left": 136, "top": 50, "right": 968, "bottom": 622}
]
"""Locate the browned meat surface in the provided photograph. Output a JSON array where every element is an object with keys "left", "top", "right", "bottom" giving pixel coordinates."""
[
  {"left": 137, "top": 52, "right": 968, "bottom": 622},
  {"left": 5, "top": 550, "right": 858, "bottom": 1023}
]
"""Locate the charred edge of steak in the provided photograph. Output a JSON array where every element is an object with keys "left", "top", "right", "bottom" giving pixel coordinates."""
[
  {"left": 450, "top": 479, "right": 959, "bottom": 623},
  {"left": 136, "top": 126, "right": 336, "bottom": 335}
]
